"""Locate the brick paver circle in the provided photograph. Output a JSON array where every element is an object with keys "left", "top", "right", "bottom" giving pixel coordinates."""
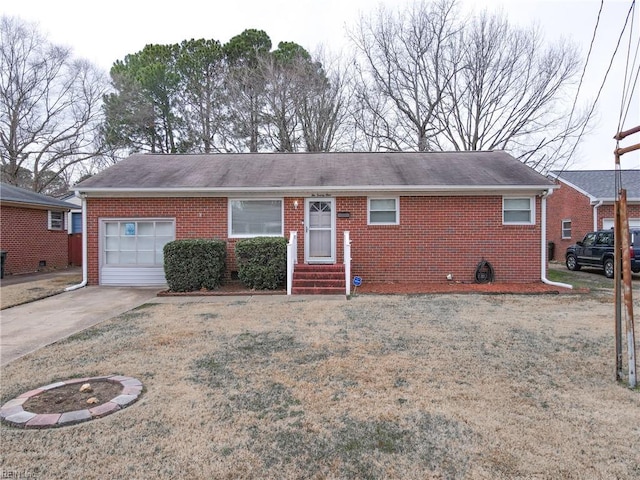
[{"left": 0, "top": 375, "right": 142, "bottom": 429}]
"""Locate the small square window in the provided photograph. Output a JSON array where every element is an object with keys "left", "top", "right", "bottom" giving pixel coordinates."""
[
  {"left": 561, "top": 220, "right": 571, "bottom": 239},
  {"left": 368, "top": 198, "right": 399, "bottom": 225},
  {"left": 503, "top": 197, "right": 534, "bottom": 225},
  {"left": 48, "top": 211, "right": 64, "bottom": 230}
]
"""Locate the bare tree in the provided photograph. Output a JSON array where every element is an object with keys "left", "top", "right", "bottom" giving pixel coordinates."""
[
  {"left": 259, "top": 43, "right": 349, "bottom": 152},
  {"left": 0, "top": 16, "right": 109, "bottom": 193},
  {"left": 348, "top": 1, "right": 588, "bottom": 170},
  {"left": 176, "top": 38, "right": 228, "bottom": 153},
  {"left": 349, "top": 0, "right": 462, "bottom": 151},
  {"left": 298, "top": 49, "right": 350, "bottom": 152},
  {"left": 435, "top": 10, "right": 587, "bottom": 171},
  {"left": 222, "top": 29, "right": 272, "bottom": 153},
  {"left": 259, "top": 43, "right": 304, "bottom": 152}
]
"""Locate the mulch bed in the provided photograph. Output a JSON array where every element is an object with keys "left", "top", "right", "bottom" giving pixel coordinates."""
[
  {"left": 23, "top": 380, "right": 123, "bottom": 414},
  {"left": 157, "top": 280, "right": 584, "bottom": 296},
  {"left": 1, "top": 376, "right": 143, "bottom": 429},
  {"left": 356, "top": 281, "right": 585, "bottom": 295},
  {"left": 157, "top": 281, "right": 286, "bottom": 296}
]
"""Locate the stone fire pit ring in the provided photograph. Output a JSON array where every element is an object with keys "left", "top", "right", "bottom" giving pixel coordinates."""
[{"left": 0, "top": 375, "right": 142, "bottom": 429}]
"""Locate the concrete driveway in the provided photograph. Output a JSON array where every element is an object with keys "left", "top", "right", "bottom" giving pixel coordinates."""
[{"left": 0, "top": 286, "right": 159, "bottom": 366}]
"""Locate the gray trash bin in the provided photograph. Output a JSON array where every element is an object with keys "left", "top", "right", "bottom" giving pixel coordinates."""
[{"left": 0, "top": 250, "right": 6, "bottom": 279}]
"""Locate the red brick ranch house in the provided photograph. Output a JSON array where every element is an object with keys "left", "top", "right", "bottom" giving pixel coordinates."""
[
  {"left": 70, "top": 151, "right": 564, "bottom": 293},
  {"left": 0, "top": 182, "right": 75, "bottom": 276}
]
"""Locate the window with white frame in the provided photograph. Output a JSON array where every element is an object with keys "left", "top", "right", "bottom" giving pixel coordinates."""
[
  {"left": 561, "top": 219, "right": 572, "bottom": 239},
  {"left": 502, "top": 197, "right": 534, "bottom": 225},
  {"left": 48, "top": 211, "right": 64, "bottom": 230},
  {"left": 229, "top": 199, "right": 283, "bottom": 237},
  {"left": 368, "top": 198, "right": 399, "bottom": 225}
]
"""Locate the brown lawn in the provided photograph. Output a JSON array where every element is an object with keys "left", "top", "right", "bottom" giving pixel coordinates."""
[{"left": 1, "top": 291, "right": 638, "bottom": 479}]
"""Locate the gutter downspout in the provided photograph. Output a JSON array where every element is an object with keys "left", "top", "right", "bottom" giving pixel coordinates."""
[
  {"left": 593, "top": 200, "right": 603, "bottom": 230},
  {"left": 541, "top": 190, "right": 572, "bottom": 289},
  {"left": 65, "top": 194, "right": 88, "bottom": 291}
]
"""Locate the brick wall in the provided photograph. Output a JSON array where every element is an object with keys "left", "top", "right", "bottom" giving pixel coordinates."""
[
  {"left": 86, "top": 195, "right": 543, "bottom": 285},
  {"left": 595, "top": 204, "right": 640, "bottom": 229},
  {"left": 546, "top": 181, "right": 594, "bottom": 258},
  {"left": 546, "top": 181, "right": 640, "bottom": 261},
  {"left": 85, "top": 197, "right": 228, "bottom": 285},
  {"left": 0, "top": 206, "right": 69, "bottom": 275},
  {"left": 335, "top": 196, "right": 541, "bottom": 284}
]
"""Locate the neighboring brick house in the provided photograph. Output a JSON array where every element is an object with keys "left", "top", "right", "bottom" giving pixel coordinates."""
[
  {"left": 72, "top": 151, "right": 558, "bottom": 291},
  {"left": 0, "top": 183, "right": 76, "bottom": 276},
  {"left": 546, "top": 170, "right": 640, "bottom": 258}
]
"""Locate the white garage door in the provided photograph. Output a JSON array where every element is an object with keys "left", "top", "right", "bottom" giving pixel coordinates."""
[
  {"left": 100, "top": 219, "right": 175, "bottom": 286},
  {"left": 602, "top": 218, "right": 640, "bottom": 230}
]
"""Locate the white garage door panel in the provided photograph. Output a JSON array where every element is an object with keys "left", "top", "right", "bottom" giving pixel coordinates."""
[
  {"left": 602, "top": 218, "right": 640, "bottom": 230},
  {"left": 100, "top": 218, "right": 175, "bottom": 286},
  {"left": 101, "top": 266, "right": 167, "bottom": 286}
]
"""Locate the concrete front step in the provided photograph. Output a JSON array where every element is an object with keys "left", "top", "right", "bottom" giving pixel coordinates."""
[
  {"left": 292, "top": 264, "right": 346, "bottom": 294},
  {"left": 294, "top": 264, "right": 345, "bottom": 272},
  {"left": 294, "top": 272, "right": 344, "bottom": 280},
  {"left": 292, "top": 286, "right": 346, "bottom": 295},
  {"left": 293, "top": 279, "right": 346, "bottom": 288}
]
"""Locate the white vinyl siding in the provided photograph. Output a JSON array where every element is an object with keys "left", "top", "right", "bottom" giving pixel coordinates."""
[
  {"left": 100, "top": 219, "right": 175, "bottom": 286},
  {"left": 229, "top": 199, "right": 283, "bottom": 237},
  {"left": 368, "top": 198, "right": 399, "bottom": 225},
  {"left": 503, "top": 197, "right": 534, "bottom": 225}
]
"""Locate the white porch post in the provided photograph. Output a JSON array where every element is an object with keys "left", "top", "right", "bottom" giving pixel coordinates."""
[
  {"left": 286, "top": 231, "right": 298, "bottom": 295},
  {"left": 344, "top": 231, "right": 351, "bottom": 296}
]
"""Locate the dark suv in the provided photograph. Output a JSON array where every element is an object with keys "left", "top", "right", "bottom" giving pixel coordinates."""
[{"left": 565, "top": 229, "right": 640, "bottom": 278}]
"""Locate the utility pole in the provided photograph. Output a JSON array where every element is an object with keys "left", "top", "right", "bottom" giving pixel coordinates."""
[{"left": 613, "top": 125, "right": 640, "bottom": 388}]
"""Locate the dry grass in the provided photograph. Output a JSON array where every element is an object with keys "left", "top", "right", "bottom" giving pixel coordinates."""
[
  {"left": 0, "top": 274, "right": 82, "bottom": 309},
  {"left": 1, "top": 292, "right": 639, "bottom": 479}
]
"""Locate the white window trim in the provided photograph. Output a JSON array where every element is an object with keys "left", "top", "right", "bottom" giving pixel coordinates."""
[
  {"left": 502, "top": 196, "right": 535, "bottom": 225},
  {"left": 228, "top": 198, "right": 284, "bottom": 238},
  {"left": 367, "top": 197, "right": 400, "bottom": 225},
  {"left": 561, "top": 219, "right": 572, "bottom": 239},
  {"left": 48, "top": 210, "right": 64, "bottom": 230}
]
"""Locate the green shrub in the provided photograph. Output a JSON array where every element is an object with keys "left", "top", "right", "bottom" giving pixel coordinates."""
[
  {"left": 163, "top": 239, "right": 226, "bottom": 292},
  {"left": 235, "top": 237, "right": 287, "bottom": 290}
]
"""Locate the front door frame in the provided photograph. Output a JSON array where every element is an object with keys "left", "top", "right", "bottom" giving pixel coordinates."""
[{"left": 304, "top": 197, "right": 336, "bottom": 264}]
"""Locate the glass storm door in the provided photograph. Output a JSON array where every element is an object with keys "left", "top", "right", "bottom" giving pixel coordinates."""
[{"left": 305, "top": 198, "right": 336, "bottom": 263}]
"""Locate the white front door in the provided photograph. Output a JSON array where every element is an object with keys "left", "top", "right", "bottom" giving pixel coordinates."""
[{"left": 305, "top": 198, "right": 336, "bottom": 263}]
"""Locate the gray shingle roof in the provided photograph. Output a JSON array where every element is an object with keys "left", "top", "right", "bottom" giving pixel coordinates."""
[
  {"left": 75, "top": 151, "right": 554, "bottom": 193},
  {"left": 0, "top": 182, "right": 76, "bottom": 209},
  {"left": 549, "top": 170, "right": 640, "bottom": 200}
]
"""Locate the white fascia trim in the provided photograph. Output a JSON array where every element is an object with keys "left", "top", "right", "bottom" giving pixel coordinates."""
[
  {"left": 74, "top": 185, "right": 557, "bottom": 197},
  {"left": 590, "top": 198, "right": 640, "bottom": 204},
  {"left": 0, "top": 200, "right": 72, "bottom": 211}
]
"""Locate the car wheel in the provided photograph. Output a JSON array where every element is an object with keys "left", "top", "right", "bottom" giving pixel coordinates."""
[
  {"left": 566, "top": 254, "right": 580, "bottom": 271},
  {"left": 604, "top": 258, "right": 614, "bottom": 279}
]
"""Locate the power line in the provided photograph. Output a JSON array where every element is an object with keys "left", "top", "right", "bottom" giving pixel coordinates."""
[
  {"left": 621, "top": 42, "right": 640, "bottom": 128},
  {"left": 561, "top": 0, "right": 636, "bottom": 172},
  {"left": 617, "top": 0, "right": 637, "bottom": 133},
  {"left": 553, "top": 0, "right": 603, "bottom": 173}
]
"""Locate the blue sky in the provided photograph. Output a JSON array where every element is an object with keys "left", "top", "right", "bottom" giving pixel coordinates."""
[{"left": 4, "top": 0, "right": 639, "bottom": 170}]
